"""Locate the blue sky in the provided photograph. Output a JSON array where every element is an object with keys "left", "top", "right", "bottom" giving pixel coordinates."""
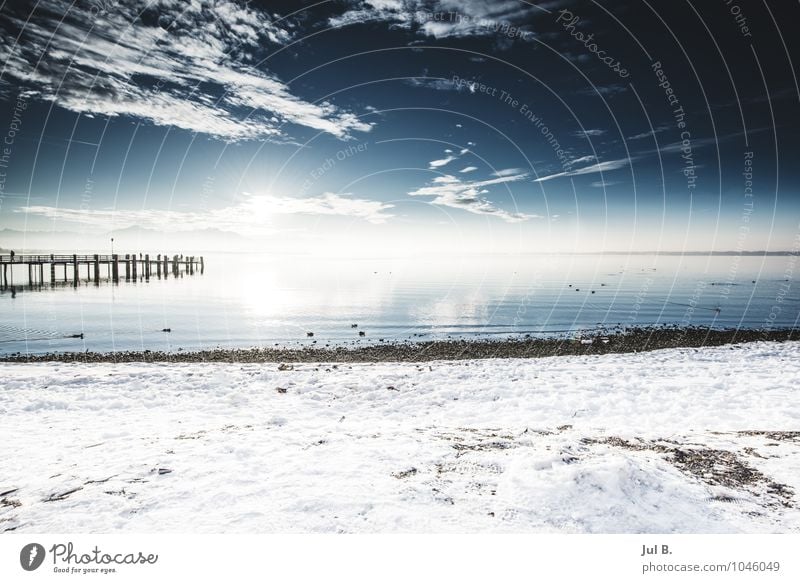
[{"left": 0, "top": 0, "right": 798, "bottom": 254}]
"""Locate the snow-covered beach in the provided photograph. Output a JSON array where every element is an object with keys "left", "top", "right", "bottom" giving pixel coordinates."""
[{"left": 1, "top": 341, "right": 799, "bottom": 533}]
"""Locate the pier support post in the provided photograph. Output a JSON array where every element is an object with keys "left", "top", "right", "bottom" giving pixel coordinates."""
[
  {"left": 200, "top": 256, "right": 204, "bottom": 274},
  {"left": 6, "top": 252, "right": 13, "bottom": 287},
  {"left": 50, "top": 254, "right": 56, "bottom": 284},
  {"left": 72, "top": 254, "right": 78, "bottom": 286},
  {"left": 124, "top": 254, "right": 130, "bottom": 281},
  {"left": 132, "top": 253, "right": 137, "bottom": 279},
  {"left": 156, "top": 254, "right": 162, "bottom": 278},
  {"left": 93, "top": 254, "right": 100, "bottom": 284},
  {"left": 163, "top": 253, "right": 169, "bottom": 279},
  {"left": 112, "top": 254, "right": 119, "bottom": 283},
  {"left": 145, "top": 254, "right": 150, "bottom": 280}
]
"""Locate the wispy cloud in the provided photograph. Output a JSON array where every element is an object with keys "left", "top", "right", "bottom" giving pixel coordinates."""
[
  {"left": 329, "top": 0, "right": 541, "bottom": 41},
  {"left": 573, "top": 129, "right": 605, "bottom": 138},
  {"left": 492, "top": 168, "right": 525, "bottom": 177},
  {"left": 632, "top": 127, "right": 771, "bottom": 156},
  {"left": 627, "top": 126, "right": 670, "bottom": 141},
  {"left": 19, "top": 192, "right": 394, "bottom": 234},
  {"left": 0, "top": 1, "right": 371, "bottom": 141},
  {"left": 591, "top": 180, "right": 623, "bottom": 188},
  {"left": 408, "top": 173, "right": 535, "bottom": 222},
  {"left": 239, "top": 192, "right": 394, "bottom": 225},
  {"left": 533, "top": 158, "right": 633, "bottom": 182},
  {"left": 566, "top": 155, "right": 597, "bottom": 167},
  {"left": 406, "top": 70, "right": 463, "bottom": 92},
  {"left": 561, "top": 51, "right": 592, "bottom": 64},
  {"left": 427, "top": 144, "right": 478, "bottom": 170},
  {"left": 576, "top": 84, "right": 628, "bottom": 97},
  {"left": 460, "top": 166, "right": 478, "bottom": 173},
  {"left": 657, "top": 134, "right": 732, "bottom": 154},
  {"left": 429, "top": 155, "right": 457, "bottom": 169}
]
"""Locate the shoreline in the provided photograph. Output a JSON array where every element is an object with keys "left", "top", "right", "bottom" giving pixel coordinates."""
[{"left": 1, "top": 327, "right": 796, "bottom": 363}]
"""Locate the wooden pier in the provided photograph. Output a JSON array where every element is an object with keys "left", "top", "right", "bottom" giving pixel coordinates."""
[{"left": 0, "top": 252, "right": 204, "bottom": 288}]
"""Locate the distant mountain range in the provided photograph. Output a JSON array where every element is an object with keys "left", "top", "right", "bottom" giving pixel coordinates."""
[
  {"left": 0, "top": 226, "right": 251, "bottom": 253},
  {"left": 579, "top": 251, "right": 799, "bottom": 256},
  {"left": 1, "top": 227, "right": 797, "bottom": 255}
]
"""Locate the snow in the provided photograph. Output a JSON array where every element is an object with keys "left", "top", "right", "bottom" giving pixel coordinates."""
[{"left": 1, "top": 341, "right": 799, "bottom": 533}]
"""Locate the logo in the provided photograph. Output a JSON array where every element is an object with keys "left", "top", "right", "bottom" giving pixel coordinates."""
[{"left": 20, "top": 543, "right": 46, "bottom": 571}]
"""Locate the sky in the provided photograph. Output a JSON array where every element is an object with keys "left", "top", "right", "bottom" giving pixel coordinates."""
[{"left": 0, "top": 0, "right": 798, "bottom": 255}]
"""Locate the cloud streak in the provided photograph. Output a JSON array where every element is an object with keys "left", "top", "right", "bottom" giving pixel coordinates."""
[
  {"left": 533, "top": 158, "right": 633, "bottom": 182},
  {"left": 0, "top": 1, "right": 372, "bottom": 141},
  {"left": 408, "top": 172, "right": 535, "bottom": 222},
  {"left": 429, "top": 155, "right": 456, "bottom": 169},
  {"left": 329, "top": 0, "right": 541, "bottom": 41},
  {"left": 573, "top": 129, "right": 605, "bottom": 138},
  {"left": 19, "top": 192, "right": 394, "bottom": 234}
]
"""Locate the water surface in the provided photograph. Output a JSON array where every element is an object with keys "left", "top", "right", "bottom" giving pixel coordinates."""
[{"left": 1, "top": 253, "right": 797, "bottom": 354}]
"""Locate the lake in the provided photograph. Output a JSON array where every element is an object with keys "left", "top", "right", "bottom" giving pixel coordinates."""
[{"left": 0, "top": 253, "right": 797, "bottom": 355}]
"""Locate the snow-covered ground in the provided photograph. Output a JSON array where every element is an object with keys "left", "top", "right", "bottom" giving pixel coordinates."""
[{"left": 1, "top": 341, "right": 799, "bottom": 533}]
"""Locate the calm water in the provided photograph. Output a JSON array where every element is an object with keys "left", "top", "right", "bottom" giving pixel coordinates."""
[{"left": 0, "top": 253, "right": 797, "bottom": 355}]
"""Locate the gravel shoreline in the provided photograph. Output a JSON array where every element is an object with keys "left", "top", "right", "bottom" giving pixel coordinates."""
[{"left": 0, "top": 327, "right": 796, "bottom": 363}]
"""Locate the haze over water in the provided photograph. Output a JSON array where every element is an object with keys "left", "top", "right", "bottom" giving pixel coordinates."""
[{"left": 0, "top": 253, "right": 796, "bottom": 355}]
